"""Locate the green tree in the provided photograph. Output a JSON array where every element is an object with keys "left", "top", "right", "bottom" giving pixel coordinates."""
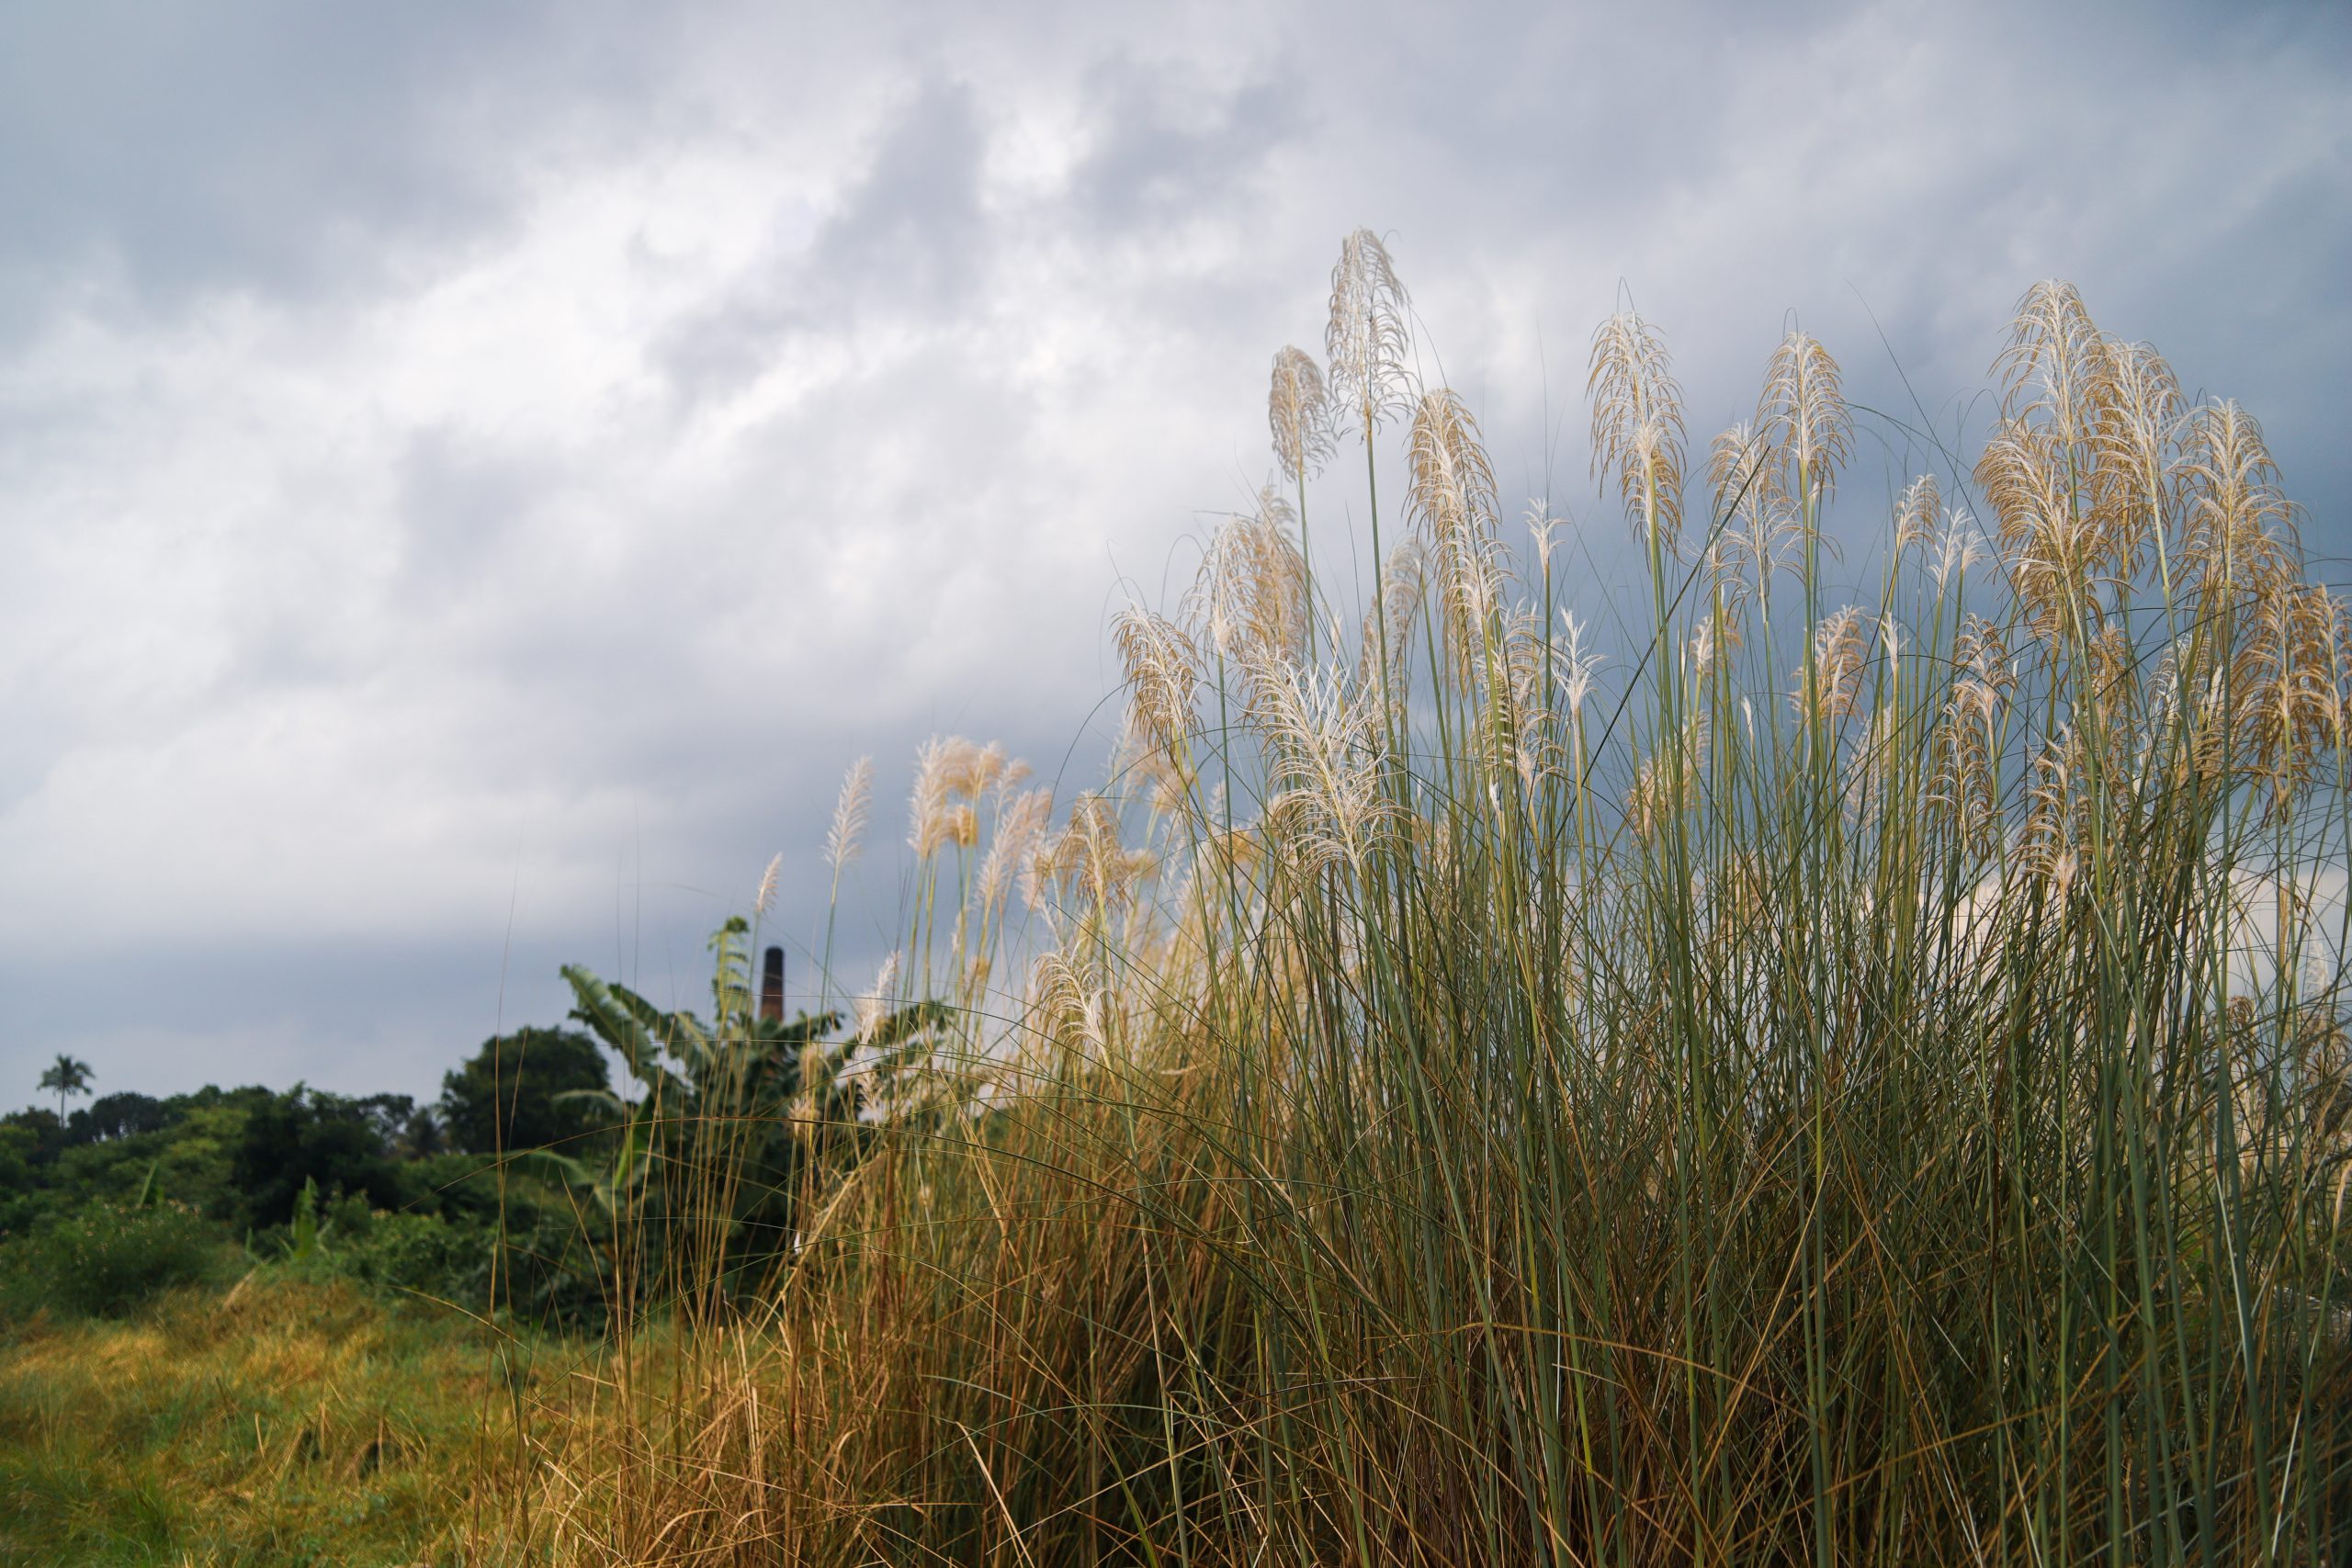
[
  {"left": 229, "top": 1086, "right": 403, "bottom": 1230},
  {"left": 36, "top": 1054, "right": 92, "bottom": 1121},
  {"left": 438, "top": 1026, "right": 610, "bottom": 1156},
  {"left": 69, "top": 1090, "right": 170, "bottom": 1144}
]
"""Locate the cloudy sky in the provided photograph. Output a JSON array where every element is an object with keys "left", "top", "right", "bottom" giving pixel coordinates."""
[{"left": 4, "top": 0, "right": 2346, "bottom": 1107}]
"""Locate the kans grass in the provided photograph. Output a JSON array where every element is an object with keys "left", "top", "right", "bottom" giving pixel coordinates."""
[{"left": 461, "top": 237, "right": 2352, "bottom": 1563}]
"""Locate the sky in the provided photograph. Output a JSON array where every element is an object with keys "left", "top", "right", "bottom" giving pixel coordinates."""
[{"left": 4, "top": 0, "right": 2347, "bottom": 1108}]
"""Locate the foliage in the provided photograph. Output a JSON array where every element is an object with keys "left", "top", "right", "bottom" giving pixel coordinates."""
[
  {"left": 0, "top": 1201, "right": 231, "bottom": 1321},
  {"left": 34, "top": 1053, "right": 91, "bottom": 1121},
  {"left": 0, "top": 1068, "right": 625, "bottom": 1337},
  {"left": 301, "top": 1180, "right": 614, "bottom": 1332},
  {"left": 537, "top": 915, "right": 948, "bottom": 1308},
  {"left": 229, "top": 1085, "right": 408, "bottom": 1231},
  {"left": 70, "top": 1090, "right": 174, "bottom": 1142},
  {"left": 437, "top": 1024, "right": 611, "bottom": 1156}
]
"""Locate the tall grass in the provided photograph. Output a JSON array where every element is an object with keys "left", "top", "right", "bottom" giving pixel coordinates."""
[{"left": 477, "top": 239, "right": 2352, "bottom": 1564}]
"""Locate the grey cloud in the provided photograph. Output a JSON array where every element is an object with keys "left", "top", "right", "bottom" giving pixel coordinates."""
[
  {"left": 657, "top": 77, "right": 992, "bottom": 408},
  {"left": 3, "top": 4, "right": 519, "bottom": 327},
  {"left": 394, "top": 426, "right": 548, "bottom": 588},
  {"left": 807, "top": 80, "right": 990, "bottom": 312},
  {"left": 1064, "top": 64, "right": 1301, "bottom": 231}
]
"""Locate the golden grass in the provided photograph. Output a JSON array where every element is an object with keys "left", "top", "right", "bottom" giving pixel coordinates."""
[{"left": 0, "top": 1276, "right": 540, "bottom": 1565}]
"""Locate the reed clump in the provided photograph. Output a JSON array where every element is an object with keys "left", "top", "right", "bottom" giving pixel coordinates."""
[{"left": 474, "top": 240, "right": 2352, "bottom": 1564}]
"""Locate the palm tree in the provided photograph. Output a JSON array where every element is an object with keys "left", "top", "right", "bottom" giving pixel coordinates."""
[{"left": 38, "top": 1053, "right": 93, "bottom": 1121}]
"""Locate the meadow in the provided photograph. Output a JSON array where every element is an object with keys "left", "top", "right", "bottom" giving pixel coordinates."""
[
  {"left": 6, "top": 231, "right": 2349, "bottom": 1563},
  {"left": 0, "top": 1278, "right": 518, "bottom": 1564}
]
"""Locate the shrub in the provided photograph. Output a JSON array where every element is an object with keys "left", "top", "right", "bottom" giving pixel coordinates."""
[
  {"left": 230, "top": 1086, "right": 404, "bottom": 1229},
  {"left": 0, "top": 1201, "right": 230, "bottom": 1321},
  {"left": 309, "top": 1209, "right": 479, "bottom": 1293},
  {"left": 255, "top": 1180, "right": 611, "bottom": 1334}
]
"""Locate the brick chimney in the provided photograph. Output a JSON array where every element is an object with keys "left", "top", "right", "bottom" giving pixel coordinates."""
[{"left": 760, "top": 946, "right": 786, "bottom": 1022}]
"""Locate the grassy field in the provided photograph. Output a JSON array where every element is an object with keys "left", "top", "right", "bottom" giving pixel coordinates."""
[{"left": 0, "top": 1276, "right": 523, "bottom": 1565}]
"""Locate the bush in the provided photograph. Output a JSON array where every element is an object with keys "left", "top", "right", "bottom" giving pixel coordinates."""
[
  {"left": 300, "top": 1209, "right": 481, "bottom": 1294},
  {"left": 277, "top": 1189, "right": 612, "bottom": 1333},
  {"left": 230, "top": 1086, "right": 404, "bottom": 1229},
  {"left": 0, "top": 1201, "right": 230, "bottom": 1321}
]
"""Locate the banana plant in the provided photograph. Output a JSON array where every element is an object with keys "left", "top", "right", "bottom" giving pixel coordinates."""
[{"left": 530, "top": 919, "right": 954, "bottom": 1275}]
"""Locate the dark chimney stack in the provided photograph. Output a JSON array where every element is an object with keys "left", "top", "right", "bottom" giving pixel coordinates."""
[{"left": 760, "top": 946, "right": 786, "bottom": 1022}]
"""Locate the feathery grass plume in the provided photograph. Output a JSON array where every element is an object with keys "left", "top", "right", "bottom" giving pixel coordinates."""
[
  {"left": 1588, "top": 310, "right": 1687, "bottom": 551},
  {"left": 754, "top": 852, "right": 782, "bottom": 918},
  {"left": 1756, "top": 326, "right": 1852, "bottom": 504},
  {"left": 1325, "top": 228, "right": 1411, "bottom": 432},
  {"left": 1929, "top": 612, "right": 2014, "bottom": 846},
  {"left": 1976, "top": 283, "right": 2152, "bottom": 639},
  {"left": 939, "top": 739, "right": 1010, "bottom": 805},
  {"left": 1127, "top": 727, "right": 1195, "bottom": 820},
  {"left": 1976, "top": 419, "right": 2087, "bottom": 639},
  {"left": 1407, "top": 388, "right": 1508, "bottom": 690},
  {"left": 1797, "top": 604, "right": 1871, "bottom": 722},
  {"left": 1555, "top": 608, "right": 1603, "bottom": 725},
  {"left": 824, "top": 756, "right": 874, "bottom": 877},
  {"left": 2020, "top": 724, "right": 2091, "bottom": 892},
  {"left": 1353, "top": 536, "right": 1426, "bottom": 723},
  {"left": 1328, "top": 227, "right": 1413, "bottom": 729},
  {"left": 1113, "top": 604, "right": 1203, "bottom": 761},
  {"left": 1994, "top": 279, "right": 2112, "bottom": 446},
  {"left": 1707, "top": 417, "right": 1785, "bottom": 524},
  {"left": 1524, "top": 500, "right": 1565, "bottom": 578},
  {"left": 2245, "top": 578, "right": 2348, "bottom": 816},
  {"left": 2081, "top": 621, "right": 2144, "bottom": 756},
  {"left": 1193, "top": 790, "right": 1263, "bottom": 875},
  {"left": 978, "top": 785, "right": 1053, "bottom": 918},
  {"left": 789, "top": 1036, "right": 837, "bottom": 1145},
  {"left": 853, "top": 951, "right": 899, "bottom": 1040},
  {"left": 1707, "top": 419, "right": 1795, "bottom": 623},
  {"left": 1406, "top": 388, "right": 1499, "bottom": 547},
  {"left": 1025, "top": 791, "right": 1150, "bottom": 919},
  {"left": 1026, "top": 950, "right": 1108, "bottom": 1061},
  {"left": 2180, "top": 399, "right": 2297, "bottom": 594},
  {"left": 2093, "top": 335, "right": 2186, "bottom": 569},
  {"left": 1190, "top": 486, "right": 1309, "bottom": 667},
  {"left": 1268, "top": 344, "right": 1335, "bottom": 482},
  {"left": 1894, "top": 474, "right": 1940, "bottom": 555},
  {"left": 814, "top": 752, "right": 876, "bottom": 1015},
  {"left": 1626, "top": 716, "right": 1706, "bottom": 840},
  {"left": 1080, "top": 794, "right": 1154, "bottom": 911},
  {"left": 1688, "top": 616, "right": 1718, "bottom": 680},
  {"left": 1928, "top": 505, "right": 1986, "bottom": 592},
  {"left": 1498, "top": 605, "right": 1554, "bottom": 785},
  {"left": 907, "top": 736, "right": 968, "bottom": 860},
  {"left": 1239, "top": 646, "right": 1390, "bottom": 874},
  {"left": 1841, "top": 701, "right": 1902, "bottom": 826}
]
